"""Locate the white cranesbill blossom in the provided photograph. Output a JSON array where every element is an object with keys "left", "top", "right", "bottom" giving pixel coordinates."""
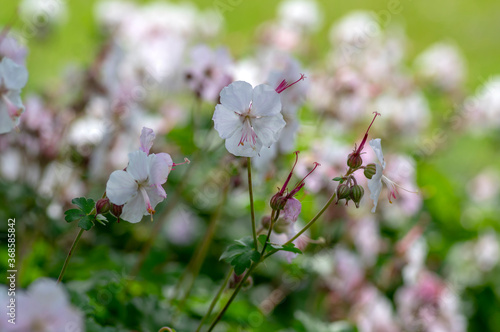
[
  {"left": 367, "top": 138, "right": 416, "bottom": 213},
  {"left": 1, "top": 278, "right": 83, "bottom": 332},
  {"left": 0, "top": 57, "right": 28, "bottom": 134},
  {"left": 213, "top": 81, "right": 285, "bottom": 157},
  {"left": 106, "top": 128, "right": 173, "bottom": 223}
]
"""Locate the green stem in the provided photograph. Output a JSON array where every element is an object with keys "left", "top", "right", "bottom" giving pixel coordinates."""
[
  {"left": 206, "top": 210, "right": 279, "bottom": 331},
  {"left": 195, "top": 268, "right": 234, "bottom": 332},
  {"left": 264, "top": 191, "right": 337, "bottom": 259},
  {"left": 206, "top": 262, "right": 259, "bottom": 332},
  {"left": 57, "top": 228, "right": 84, "bottom": 284},
  {"left": 247, "top": 157, "right": 258, "bottom": 250}
]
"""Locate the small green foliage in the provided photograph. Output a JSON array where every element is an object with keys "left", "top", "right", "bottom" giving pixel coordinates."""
[
  {"left": 72, "top": 197, "right": 96, "bottom": 214},
  {"left": 258, "top": 234, "right": 302, "bottom": 255},
  {"left": 220, "top": 236, "right": 261, "bottom": 275},
  {"left": 64, "top": 197, "right": 99, "bottom": 231},
  {"left": 332, "top": 177, "right": 343, "bottom": 182}
]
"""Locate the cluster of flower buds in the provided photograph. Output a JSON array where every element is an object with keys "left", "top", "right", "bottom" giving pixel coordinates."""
[
  {"left": 336, "top": 176, "right": 364, "bottom": 208},
  {"left": 96, "top": 197, "right": 124, "bottom": 223}
]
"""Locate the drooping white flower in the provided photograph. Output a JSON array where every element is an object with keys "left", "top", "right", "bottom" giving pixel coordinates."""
[
  {"left": 106, "top": 128, "right": 173, "bottom": 223},
  {"left": 367, "top": 138, "right": 416, "bottom": 213},
  {"left": 213, "top": 81, "right": 285, "bottom": 157},
  {"left": 0, "top": 57, "right": 28, "bottom": 134}
]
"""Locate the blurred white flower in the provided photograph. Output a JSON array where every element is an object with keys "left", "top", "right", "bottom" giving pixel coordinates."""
[
  {"left": 1, "top": 278, "right": 83, "bottom": 332},
  {"left": 0, "top": 57, "right": 28, "bottom": 134},
  {"left": 277, "top": 0, "right": 322, "bottom": 32},
  {"left": 415, "top": 42, "right": 466, "bottom": 92},
  {"left": 19, "top": 0, "right": 68, "bottom": 27}
]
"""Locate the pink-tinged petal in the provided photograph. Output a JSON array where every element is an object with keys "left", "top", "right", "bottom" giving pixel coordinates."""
[
  {"left": 252, "top": 113, "right": 286, "bottom": 147},
  {"left": 145, "top": 185, "right": 167, "bottom": 209},
  {"left": 148, "top": 152, "right": 173, "bottom": 185},
  {"left": 213, "top": 104, "right": 242, "bottom": 139},
  {"left": 126, "top": 150, "right": 149, "bottom": 182},
  {"left": 219, "top": 81, "right": 253, "bottom": 114},
  {"left": 225, "top": 128, "right": 262, "bottom": 157},
  {"left": 369, "top": 138, "right": 386, "bottom": 169},
  {"left": 106, "top": 170, "right": 138, "bottom": 205},
  {"left": 121, "top": 193, "right": 146, "bottom": 223},
  {"left": 283, "top": 197, "right": 302, "bottom": 223},
  {"left": 251, "top": 84, "right": 282, "bottom": 116},
  {"left": 140, "top": 127, "right": 155, "bottom": 154},
  {"left": 367, "top": 163, "right": 384, "bottom": 212},
  {"left": 0, "top": 103, "right": 15, "bottom": 134},
  {"left": 0, "top": 57, "right": 28, "bottom": 90}
]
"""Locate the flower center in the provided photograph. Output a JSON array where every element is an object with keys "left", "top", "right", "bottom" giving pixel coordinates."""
[
  {"left": 138, "top": 185, "right": 155, "bottom": 221},
  {"left": 238, "top": 116, "right": 258, "bottom": 147}
]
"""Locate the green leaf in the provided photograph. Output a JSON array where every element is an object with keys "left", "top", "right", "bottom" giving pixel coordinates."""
[
  {"left": 64, "top": 209, "right": 85, "bottom": 223},
  {"left": 257, "top": 234, "right": 267, "bottom": 247},
  {"left": 78, "top": 215, "right": 95, "bottom": 231},
  {"left": 71, "top": 197, "right": 96, "bottom": 215},
  {"left": 220, "top": 236, "right": 261, "bottom": 275},
  {"left": 280, "top": 243, "right": 303, "bottom": 254},
  {"left": 332, "top": 177, "right": 343, "bottom": 181},
  {"left": 231, "top": 250, "right": 260, "bottom": 275}
]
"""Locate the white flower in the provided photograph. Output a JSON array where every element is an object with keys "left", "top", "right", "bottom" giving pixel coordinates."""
[
  {"left": 2, "top": 278, "right": 84, "bottom": 332},
  {"left": 106, "top": 128, "right": 173, "bottom": 223},
  {"left": 367, "top": 138, "right": 416, "bottom": 213},
  {"left": 0, "top": 57, "right": 28, "bottom": 134},
  {"left": 213, "top": 81, "right": 285, "bottom": 157}
]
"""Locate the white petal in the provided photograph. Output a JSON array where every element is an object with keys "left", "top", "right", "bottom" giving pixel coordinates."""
[
  {"left": 148, "top": 152, "right": 173, "bottom": 185},
  {"left": 139, "top": 127, "right": 155, "bottom": 154},
  {"left": 213, "top": 104, "right": 242, "bottom": 139},
  {"left": 224, "top": 129, "right": 262, "bottom": 157},
  {"left": 219, "top": 81, "right": 253, "bottom": 113},
  {"left": 127, "top": 150, "right": 149, "bottom": 182},
  {"left": 0, "top": 103, "right": 15, "bottom": 134},
  {"left": 120, "top": 193, "right": 146, "bottom": 223},
  {"left": 283, "top": 197, "right": 302, "bottom": 223},
  {"left": 369, "top": 138, "right": 386, "bottom": 169},
  {"left": 106, "top": 170, "right": 138, "bottom": 205},
  {"left": 251, "top": 84, "right": 282, "bottom": 116},
  {"left": 145, "top": 185, "right": 167, "bottom": 209},
  {"left": 252, "top": 113, "right": 286, "bottom": 147},
  {"left": 367, "top": 163, "right": 384, "bottom": 213},
  {"left": 0, "top": 57, "right": 28, "bottom": 90}
]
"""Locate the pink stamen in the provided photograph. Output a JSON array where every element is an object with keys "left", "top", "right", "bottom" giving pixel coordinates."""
[
  {"left": 2, "top": 95, "right": 23, "bottom": 119},
  {"left": 139, "top": 186, "right": 155, "bottom": 221},
  {"left": 238, "top": 118, "right": 258, "bottom": 147},
  {"left": 173, "top": 158, "right": 190, "bottom": 167},
  {"left": 275, "top": 73, "right": 306, "bottom": 94}
]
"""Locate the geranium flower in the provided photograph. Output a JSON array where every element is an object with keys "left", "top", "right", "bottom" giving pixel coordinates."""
[
  {"left": 213, "top": 81, "right": 285, "bottom": 157},
  {"left": 367, "top": 138, "right": 416, "bottom": 212},
  {"left": 0, "top": 57, "right": 28, "bottom": 134},
  {"left": 106, "top": 128, "right": 173, "bottom": 223}
]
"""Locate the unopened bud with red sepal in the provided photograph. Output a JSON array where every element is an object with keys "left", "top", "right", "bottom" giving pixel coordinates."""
[
  {"left": 347, "top": 152, "right": 363, "bottom": 169},
  {"left": 336, "top": 183, "right": 351, "bottom": 203},
  {"left": 96, "top": 198, "right": 111, "bottom": 215},
  {"left": 111, "top": 204, "right": 123, "bottom": 223}
]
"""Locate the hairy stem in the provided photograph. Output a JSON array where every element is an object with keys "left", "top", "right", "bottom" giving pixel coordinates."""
[
  {"left": 247, "top": 157, "right": 258, "bottom": 250},
  {"left": 57, "top": 228, "right": 84, "bottom": 284}
]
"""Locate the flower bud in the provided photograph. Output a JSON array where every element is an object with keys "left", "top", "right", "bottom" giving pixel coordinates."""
[
  {"left": 270, "top": 194, "right": 287, "bottom": 211},
  {"left": 96, "top": 198, "right": 110, "bottom": 215},
  {"left": 347, "top": 152, "right": 363, "bottom": 169},
  {"left": 111, "top": 204, "right": 123, "bottom": 222},
  {"left": 261, "top": 215, "right": 271, "bottom": 229},
  {"left": 364, "top": 163, "right": 377, "bottom": 179},
  {"left": 350, "top": 185, "right": 365, "bottom": 208},
  {"left": 336, "top": 183, "right": 351, "bottom": 203}
]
